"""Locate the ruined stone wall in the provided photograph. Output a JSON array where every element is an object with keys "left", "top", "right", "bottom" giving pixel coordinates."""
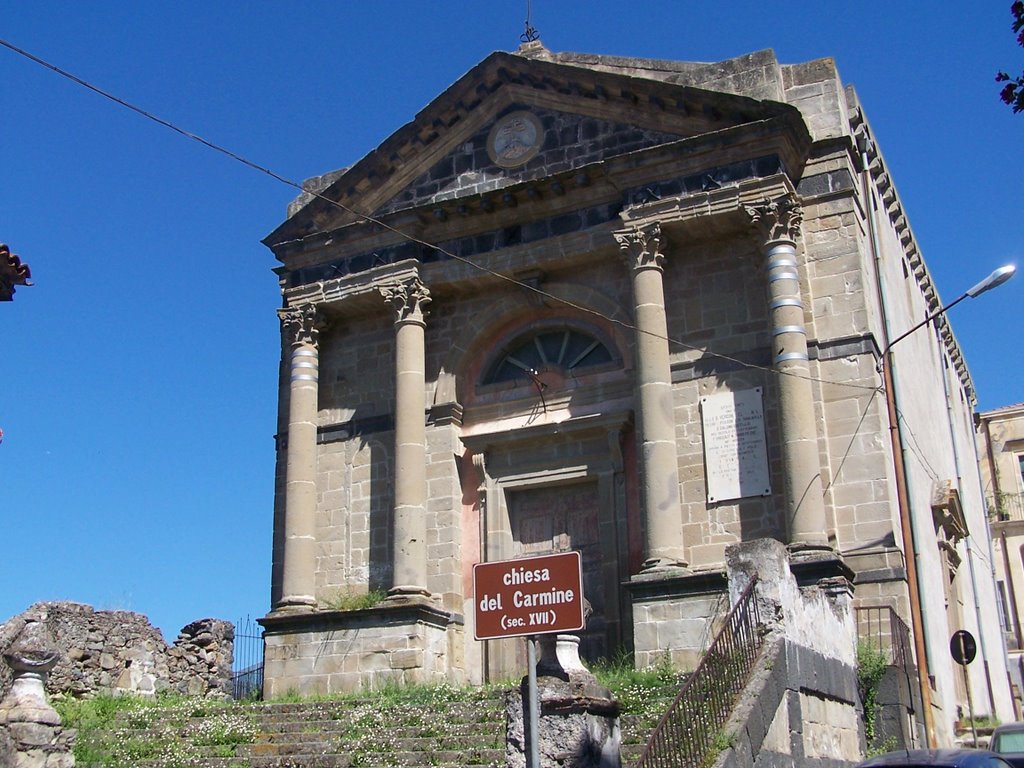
[{"left": 0, "top": 602, "right": 233, "bottom": 700}]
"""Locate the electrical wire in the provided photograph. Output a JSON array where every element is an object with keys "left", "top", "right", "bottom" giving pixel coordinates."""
[{"left": 0, "top": 36, "right": 881, "bottom": 396}]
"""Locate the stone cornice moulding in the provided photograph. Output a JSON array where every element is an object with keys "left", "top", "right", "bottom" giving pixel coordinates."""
[
  {"left": 282, "top": 260, "right": 421, "bottom": 316},
  {"left": 460, "top": 408, "right": 634, "bottom": 453},
  {"left": 269, "top": 118, "right": 808, "bottom": 270},
  {"left": 849, "top": 102, "right": 975, "bottom": 404},
  {"left": 619, "top": 174, "right": 795, "bottom": 238}
]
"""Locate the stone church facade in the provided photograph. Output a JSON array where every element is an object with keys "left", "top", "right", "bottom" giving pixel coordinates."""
[{"left": 259, "top": 44, "right": 1013, "bottom": 743}]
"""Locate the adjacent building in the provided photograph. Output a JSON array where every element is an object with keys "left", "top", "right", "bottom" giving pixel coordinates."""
[
  {"left": 979, "top": 403, "right": 1024, "bottom": 704},
  {"left": 258, "top": 43, "right": 1013, "bottom": 744}
]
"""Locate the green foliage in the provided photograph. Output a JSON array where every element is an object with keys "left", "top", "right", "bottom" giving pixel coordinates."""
[
  {"left": 54, "top": 692, "right": 256, "bottom": 767},
  {"left": 590, "top": 650, "right": 684, "bottom": 720},
  {"left": 320, "top": 589, "right": 388, "bottom": 611},
  {"left": 996, "top": 1, "right": 1024, "bottom": 113},
  {"left": 857, "top": 641, "right": 890, "bottom": 747},
  {"left": 702, "top": 730, "right": 737, "bottom": 768}
]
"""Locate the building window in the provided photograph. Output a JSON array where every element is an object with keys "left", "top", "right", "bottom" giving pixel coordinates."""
[{"left": 482, "top": 327, "right": 614, "bottom": 385}]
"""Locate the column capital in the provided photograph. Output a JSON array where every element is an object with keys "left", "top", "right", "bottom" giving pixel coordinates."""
[
  {"left": 380, "top": 276, "right": 431, "bottom": 325},
  {"left": 614, "top": 222, "right": 666, "bottom": 272},
  {"left": 278, "top": 303, "right": 322, "bottom": 348},
  {"left": 745, "top": 193, "right": 803, "bottom": 246}
]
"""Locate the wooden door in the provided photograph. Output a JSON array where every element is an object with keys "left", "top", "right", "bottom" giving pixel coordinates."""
[{"left": 508, "top": 482, "right": 608, "bottom": 663}]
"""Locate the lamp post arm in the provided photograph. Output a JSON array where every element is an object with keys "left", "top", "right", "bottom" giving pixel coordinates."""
[
  {"left": 878, "top": 264, "right": 1014, "bottom": 366},
  {"left": 879, "top": 292, "right": 969, "bottom": 365}
]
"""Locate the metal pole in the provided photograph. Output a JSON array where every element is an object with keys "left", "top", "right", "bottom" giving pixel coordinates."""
[
  {"left": 527, "top": 635, "right": 540, "bottom": 768},
  {"left": 960, "top": 634, "right": 978, "bottom": 747}
]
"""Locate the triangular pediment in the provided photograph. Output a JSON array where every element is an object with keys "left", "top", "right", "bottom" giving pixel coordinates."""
[{"left": 265, "top": 48, "right": 804, "bottom": 248}]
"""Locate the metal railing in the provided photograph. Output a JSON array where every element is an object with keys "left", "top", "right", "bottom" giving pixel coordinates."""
[
  {"left": 991, "top": 492, "right": 1024, "bottom": 522},
  {"left": 636, "top": 576, "right": 765, "bottom": 768},
  {"left": 855, "top": 605, "right": 913, "bottom": 672},
  {"left": 230, "top": 615, "right": 265, "bottom": 700}
]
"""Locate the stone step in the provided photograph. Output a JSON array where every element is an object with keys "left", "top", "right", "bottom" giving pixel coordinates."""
[{"left": 249, "top": 730, "right": 501, "bottom": 746}]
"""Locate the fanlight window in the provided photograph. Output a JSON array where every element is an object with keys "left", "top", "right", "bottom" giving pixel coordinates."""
[{"left": 483, "top": 328, "right": 614, "bottom": 385}]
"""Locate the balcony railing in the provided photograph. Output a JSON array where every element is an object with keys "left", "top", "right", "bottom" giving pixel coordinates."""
[{"left": 992, "top": 492, "right": 1024, "bottom": 522}]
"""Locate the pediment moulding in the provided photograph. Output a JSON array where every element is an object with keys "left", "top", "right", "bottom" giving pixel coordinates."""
[
  {"left": 268, "top": 116, "right": 808, "bottom": 273},
  {"left": 266, "top": 52, "right": 811, "bottom": 249}
]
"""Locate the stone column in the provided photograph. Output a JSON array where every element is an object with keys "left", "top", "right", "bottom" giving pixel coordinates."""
[
  {"left": 614, "top": 223, "right": 687, "bottom": 570},
  {"left": 380, "top": 276, "right": 432, "bottom": 599},
  {"left": 746, "top": 195, "right": 829, "bottom": 548},
  {"left": 275, "top": 303, "right": 322, "bottom": 612}
]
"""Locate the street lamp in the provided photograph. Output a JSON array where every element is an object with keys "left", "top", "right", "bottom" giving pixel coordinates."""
[
  {"left": 879, "top": 262, "right": 1015, "bottom": 747},
  {"left": 880, "top": 264, "right": 1016, "bottom": 364}
]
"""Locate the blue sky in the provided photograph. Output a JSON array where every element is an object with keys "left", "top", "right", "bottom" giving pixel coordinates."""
[{"left": 3, "top": 2, "right": 1022, "bottom": 641}]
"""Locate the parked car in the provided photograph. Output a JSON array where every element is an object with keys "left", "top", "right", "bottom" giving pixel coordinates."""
[
  {"left": 990, "top": 723, "right": 1024, "bottom": 768},
  {"left": 857, "top": 749, "right": 1014, "bottom": 768}
]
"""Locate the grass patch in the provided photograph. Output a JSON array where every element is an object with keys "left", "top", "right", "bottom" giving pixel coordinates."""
[
  {"left": 54, "top": 692, "right": 256, "bottom": 768},
  {"left": 52, "top": 662, "right": 682, "bottom": 767},
  {"left": 591, "top": 650, "right": 685, "bottom": 720},
  {"left": 320, "top": 589, "right": 388, "bottom": 611}
]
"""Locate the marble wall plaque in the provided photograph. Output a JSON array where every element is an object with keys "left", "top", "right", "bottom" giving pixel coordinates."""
[{"left": 701, "top": 388, "right": 771, "bottom": 503}]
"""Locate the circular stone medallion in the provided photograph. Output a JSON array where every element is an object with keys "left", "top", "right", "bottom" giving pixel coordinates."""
[{"left": 487, "top": 111, "right": 544, "bottom": 168}]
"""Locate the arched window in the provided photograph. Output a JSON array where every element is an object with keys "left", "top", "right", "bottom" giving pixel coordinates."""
[{"left": 482, "top": 327, "right": 614, "bottom": 385}]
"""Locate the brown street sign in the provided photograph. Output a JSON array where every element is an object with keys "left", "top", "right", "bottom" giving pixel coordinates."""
[{"left": 473, "top": 551, "right": 585, "bottom": 640}]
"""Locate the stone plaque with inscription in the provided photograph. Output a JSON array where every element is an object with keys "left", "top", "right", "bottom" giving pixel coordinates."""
[{"left": 700, "top": 388, "right": 771, "bottom": 503}]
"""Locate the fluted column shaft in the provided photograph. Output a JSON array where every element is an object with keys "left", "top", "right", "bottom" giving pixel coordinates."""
[
  {"left": 747, "top": 195, "right": 828, "bottom": 548},
  {"left": 614, "top": 223, "right": 687, "bottom": 570},
  {"left": 277, "top": 303, "right": 321, "bottom": 611},
  {"left": 381, "top": 276, "right": 432, "bottom": 598}
]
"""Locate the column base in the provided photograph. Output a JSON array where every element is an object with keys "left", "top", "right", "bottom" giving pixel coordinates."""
[
  {"left": 640, "top": 557, "right": 689, "bottom": 574},
  {"left": 787, "top": 545, "right": 855, "bottom": 587},
  {"left": 269, "top": 597, "right": 318, "bottom": 617},
  {"left": 384, "top": 586, "right": 434, "bottom": 606}
]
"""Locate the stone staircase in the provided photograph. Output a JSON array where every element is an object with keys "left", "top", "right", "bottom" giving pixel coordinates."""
[
  {"left": 76, "top": 694, "right": 506, "bottom": 767},
  {"left": 70, "top": 683, "right": 679, "bottom": 766}
]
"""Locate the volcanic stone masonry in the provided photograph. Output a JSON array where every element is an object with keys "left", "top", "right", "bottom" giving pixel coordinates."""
[{"left": 0, "top": 602, "right": 234, "bottom": 700}]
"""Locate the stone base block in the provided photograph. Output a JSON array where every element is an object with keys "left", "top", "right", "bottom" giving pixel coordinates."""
[
  {"left": 259, "top": 602, "right": 463, "bottom": 697},
  {"left": 625, "top": 568, "right": 728, "bottom": 671}
]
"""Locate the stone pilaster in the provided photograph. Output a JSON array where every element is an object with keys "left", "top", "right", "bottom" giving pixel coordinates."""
[
  {"left": 745, "top": 195, "right": 829, "bottom": 549},
  {"left": 614, "top": 223, "right": 687, "bottom": 570},
  {"left": 380, "top": 276, "right": 432, "bottom": 599},
  {"left": 275, "top": 303, "right": 322, "bottom": 612}
]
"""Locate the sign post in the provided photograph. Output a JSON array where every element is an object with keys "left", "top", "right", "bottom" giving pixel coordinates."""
[{"left": 474, "top": 551, "right": 585, "bottom": 768}]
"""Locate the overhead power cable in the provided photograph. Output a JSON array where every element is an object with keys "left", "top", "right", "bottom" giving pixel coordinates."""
[{"left": 0, "top": 36, "right": 881, "bottom": 396}]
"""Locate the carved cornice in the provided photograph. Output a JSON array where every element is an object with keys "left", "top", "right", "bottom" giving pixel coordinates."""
[
  {"left": 745, "top": 193, "right": 803, "bottom": 245},
  {"left": 614, "top": 222, "right": 666, "bottom": 272},
  {"left": 279, "top": 303, "right": 322, "bottom": 348},
  {"left": 379, "top": 276, "right": 432, "bottom": 325}
]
